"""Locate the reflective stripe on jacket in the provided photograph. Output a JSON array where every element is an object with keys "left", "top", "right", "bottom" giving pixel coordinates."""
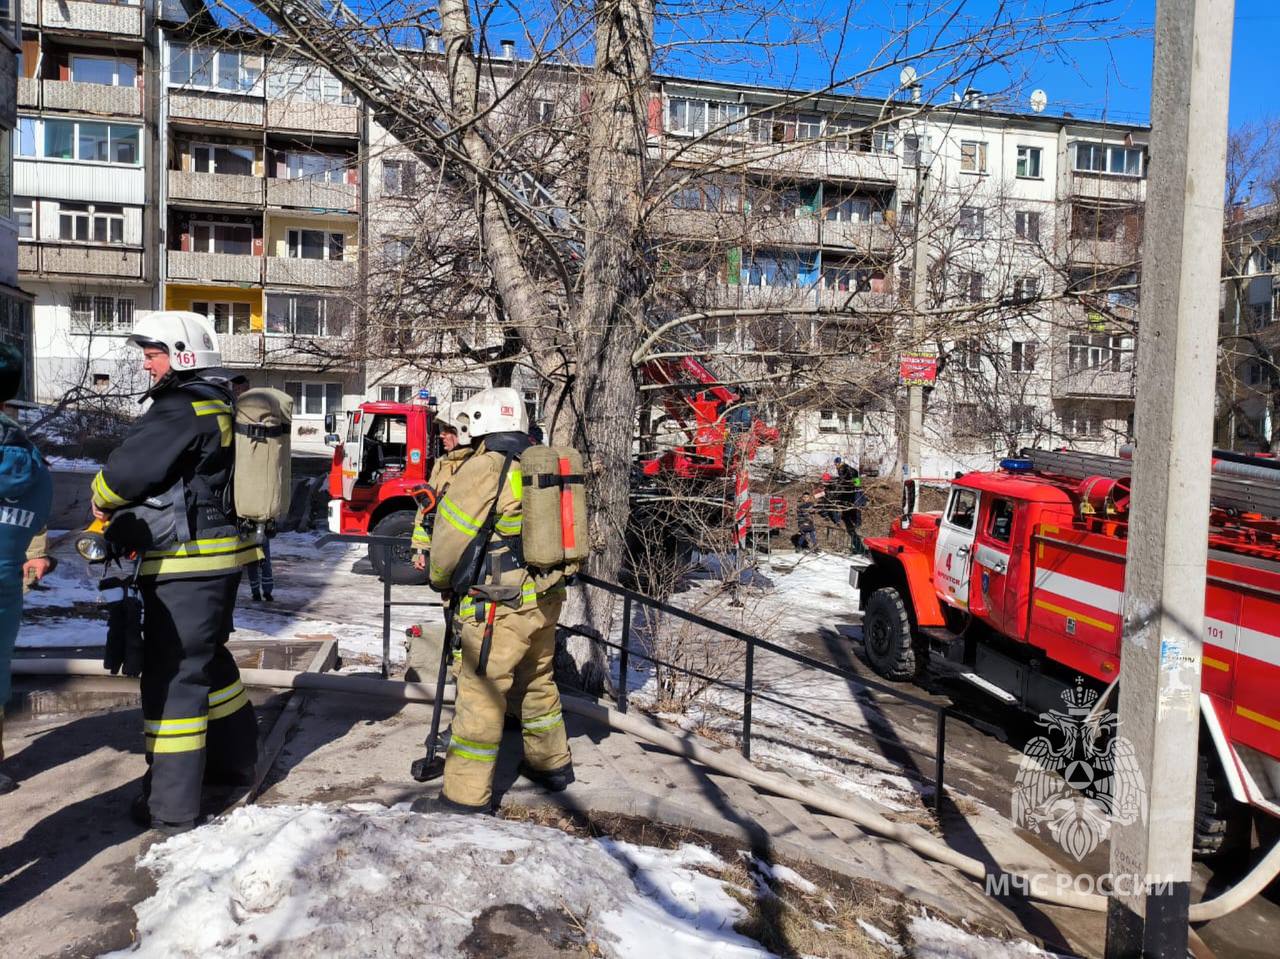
[{"left": 411, "top": 446, "right": 473, "bottom": 555}]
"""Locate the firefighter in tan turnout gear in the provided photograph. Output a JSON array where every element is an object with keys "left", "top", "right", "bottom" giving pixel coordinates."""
[
  {"left": 428, "top": 387, "right": 573, "bottom": 812},
  {"left": 410, "top": 404, "right": 473, "bottom": 568},
  {"left": 90, "top": 312, "right": 262, "bottom": 833}
]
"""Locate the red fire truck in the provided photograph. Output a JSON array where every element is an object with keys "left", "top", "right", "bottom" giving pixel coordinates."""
[{"left": 852, "top": 447, "right": 1280, "bottom": 850}]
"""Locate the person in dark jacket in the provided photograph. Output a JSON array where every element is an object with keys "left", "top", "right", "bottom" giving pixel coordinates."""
[
  {"left": 0, "top": 344, "right": 53, "bottom": 794},
  {"left": 794, "top": 491, "right": 818, "bottom": 552},
  {"left": 90, "top": 312, "right": 261, "bottom": 832}
]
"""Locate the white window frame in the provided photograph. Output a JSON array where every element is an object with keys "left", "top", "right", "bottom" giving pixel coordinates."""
[
  {"left": 379, "top": 384, "right": 413, "bottom": 403},
  {"left": 1062, "top": 405, "right": 1104, "bottom": 438},
  {"left": 817, "top": 409, "right": 841, "bottom": 433},
  {"left": 191, "top": 219, "right": 254, "bottom": 255},
  {"left": 1012, "top": 275, "right": 1041, "bottom": 301},
  {"left": 956, "top": 339, "right": 983, "bottom": 371},
  {"left": 1015, "top": 210, "right": 1041, "bottom": 243},
  {"left": 58, "top": 202, "right": 125, "bottom": 245},
  {"left": 284, "top": 380, "right": 343, "bottom": 417},
  {"left": 1074, "top": 141, "right": 1144, "bottom": 178},
  {"left": 14, "top": 196, "right": 33, "bottom": 239},
  {"left": 192, "top": 300, "right": 252, "bottom": 336},
  {"left": 666, "top": 96, "right": 747, "bottom": 138},
  {"left": 281, "top": 151, "right": 347, "bottom": 183},
  {"left": 382, "top": 158, "right": 416, "bottom": 196},
  {"left": 69, "top": 54, "right": 138, "bottom": 88},
  {"left": 32, "top": 118, "right": 141, "bottom": 165},
  {"left": 286, "top": 228, "right": 345, "bottom": 261},
  {"left": 958, "top": 206, "right": 984, "bottom": 238},
  {"left": 192, "top": 141, "right": 256, "bottom": 176},
  {"left": 266, "top": 293, "right": 342, "bottom": 337},
  {"left": 1015, "top": 145, "right": 1043, "bottom": 179},
  {"left": 960, "top": 139, "right": 988, "bottom": 174},
  {"left": 1011, "top": 340, "right": 1037, "bottom": 373},
  {"left": 169, "top": 43, "right": 263, "bottom": 93},
  {"left": 70, "top": 294, "right": 134, "bottom": 334}
]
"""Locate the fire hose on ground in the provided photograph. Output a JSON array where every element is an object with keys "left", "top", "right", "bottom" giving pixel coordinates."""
[{"left": 13, "top": 658, "right": 1279, "bottom": 921}]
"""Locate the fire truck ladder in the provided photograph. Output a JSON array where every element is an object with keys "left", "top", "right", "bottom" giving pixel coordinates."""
[{"left": 1020, "top": 448, "right": 1280, "bottom": 519}]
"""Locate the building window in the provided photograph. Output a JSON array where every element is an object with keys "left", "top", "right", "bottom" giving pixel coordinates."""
[
  {"left": 58, "top": 202, "right": 125, "bottom": 244},
  {"left": 92, "top": 373, "right": 111, "bottom": 392},
  {"left": 1068, "top": 333, "right": 1134, "bottom": 373},
  {"left": 70, "top": 55, "right": 137, "bottom": 87},
  {"left": 1011, "top": 340, "right": 1037, "bottom": 373},
  {"left": 825, "top": 192, "right": 877, "bottom": 223},
  {"left": 817, "top": 409, "right": 842, "bottom": 433},
  {"left": 958, "top": 271, "right": 983, "bottom": 303},
  {"left": 382, "top": 159, "right": 417, "bottom": 196},
  {"left": 953, "top": 403, "right": 984, "bottom": 437},
  {"left": 191, "top": 221, "right": 253, "bottom": 255},
  {"left": 285, "top": 380, "right": 343, "bottom": 416},
  {"left": 193, "top": 300, "right": 252, "bottom": 335},
  {"left": 666, "top": 98, "right": 747, "bottom": 138},
  {"left": 71, "top": 294, "right": 134, "bottom": 334},
  {"left": 287, "top": 228, "right": 345, "bottom": 261},
  {"left": 1062, "top": 404, "right": 1104, "bottom": 437},
  {"left": 14, "top": 197, "right": 33, "bottom": 239},
  {"left": 36, "top": 119, "right": 140, "bottom": 164},
  {"left": 1011, "top": 405, "right": 1038, "bottom": 434},
  {"left": 828, "top": 124, "right": 894, "bottom": 154},
  {"left": 1074, "top": 141, "right": 1144, "bottom": 177},
  {"left": 1015, "top": 145, "right": 1042, "bottom": 179},
  {"left": 192, "top": 143, "right": 255, "bottom": 177},
  {"left": 1015, "top": 210, "right": 1041, "bottom": 243},
  {"left": 958, "top": 206, "right": 984, "bottom": 238},
  {"left": 529, "top": 99, "right": 554, "bottom": 125},
  {"left": 265, "top": 59, "right": 355, "bottom": 104},
  {"left": 379, "top": 384, "right": 413, "bottom": 402},
  {"left": 281, "top": 151, "right": 347, "bottom": 182},
  {"left": 522, "top": 389, "right": 540, "bottom": 423},
  {"left": 959, "top": 140, "right": 988, "bottom": 174},
  {"left": 743, "top": 250, "right": 817, "bottom": 288},
  {"left": 170, "top": 44, "right": 263, "bottom": 93},
  {"left": 382, "top": 236, "right": 414, "bottom": 266},
  {"left": 1012, "top": 275, "right": 1040, "bottom": 302},
  {"left": 0, "top": 133, "right": 9, "bottom": 222},
  {"left": 955, "top": 339, "right": 983, "bottom": 371},
  {"left": 452, "top": 385, "right": 483, "bottom": 404},
  {"left": 15, "top": 117, "right": 37, "bottom": 158},
  {"left": 266, "top": 293, "right": 346, "bottom": 337}
]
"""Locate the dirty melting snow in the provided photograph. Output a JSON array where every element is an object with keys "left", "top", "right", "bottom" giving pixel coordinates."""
[{"left": 103, "top": 803, "right": 770, "bottom": 959}]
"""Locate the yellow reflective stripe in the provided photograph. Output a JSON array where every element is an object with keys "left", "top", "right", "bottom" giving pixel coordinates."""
[
  {"left": 139, "top": 543, "right": 263, "bottom": 576},
  {"left": 439, "top": 497, "right": 480, "bottom": 534},
  {"left": 144, "top": 716, "right": 208, "bottom": 735},
  {"left": 494, "top": 515, "right": 523, "bottom": 536},
  {"left": 411, "top": 526, "right": 431, "bottom": 545},
  {"left": 191, "top": 400, "right": 233, "bottom": 415},
  {"left": 148, "top": 536, "right": 244, "bottom": 559},
  {"left": 146, "top": 733, "right": 207, "bottom": 754},
  {"left": 448, "top": 735, "right": 499, "bottom": 762},
  {"left": 521, "top": 581, "right": 537, "bottom": 602},
  {"left": 439, "top": 509, "right": 478, "bottom": 538},
  {"left": 208, "top": 689, "right": 249, "bottom": 721},
  {"left": 91, "top": 471, "right": 129, "bottom": 508},
  {"left": 508, "top": 468, "right": 523, "bottom": 501},
  {"left": 522, "top": 710, "right": 564, "bottom": 734},
  {"left": 217, "top": 415, "right": 232, "bottom": 447},
  {"left": 209, "top": 680, "right": 244, "bottom": 706}
]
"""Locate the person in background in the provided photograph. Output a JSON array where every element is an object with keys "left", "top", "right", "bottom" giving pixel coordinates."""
[
  {"left": 231, "top": 376, "right": 275, "bottom": 603},
  {"left": 795, "top": 491, "right": 818, "bottom": 553},
  {"left": 0, "top": 344, "right": 54, "bottom": 794}
]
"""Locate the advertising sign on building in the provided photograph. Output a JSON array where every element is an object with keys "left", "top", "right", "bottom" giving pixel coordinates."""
[{"left": 899, "top": 352, "right": 938, "bottom": 386}]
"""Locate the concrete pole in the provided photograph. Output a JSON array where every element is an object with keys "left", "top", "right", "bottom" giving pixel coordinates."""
[
  {"left": 905, "top": 159, "right": 930, "bottom": 477},
  {"left": 1105, "top": 2, "right": 1234, "bottom": 957}
]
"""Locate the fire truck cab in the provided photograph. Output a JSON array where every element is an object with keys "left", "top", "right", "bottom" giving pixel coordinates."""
[{"left": 853, "top": 449, "right": 1280, "bottom": 850}]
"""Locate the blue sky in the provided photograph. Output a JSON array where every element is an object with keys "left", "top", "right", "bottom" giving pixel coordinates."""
[{"left": 651, "top": 0, "right": 1275, "bottom": 131}]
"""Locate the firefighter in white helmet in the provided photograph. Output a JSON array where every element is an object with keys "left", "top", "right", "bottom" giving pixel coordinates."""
[
  {"left": 89, "top": 311, "right": 262, "bottom": 833},
  {"left": 427, "top": 386, "right": 573, "bottom": 812},
  {"left": 411, "top": 403, "right": 473, "bottom": 567}
]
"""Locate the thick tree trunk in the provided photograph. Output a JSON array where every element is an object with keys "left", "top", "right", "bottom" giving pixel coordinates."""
[{"left": 559, "top": 0, "right": 656, "bottom": 692}]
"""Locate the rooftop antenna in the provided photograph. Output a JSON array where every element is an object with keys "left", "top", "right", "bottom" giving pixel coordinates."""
[
  {"left": 1030, "top": 89, "right": 1049, "bottom": 114},
  {"left": 899, "top": 66, "right": 921, "bottom": 103}
]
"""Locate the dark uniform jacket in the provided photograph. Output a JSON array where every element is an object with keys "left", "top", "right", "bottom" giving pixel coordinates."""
[{"left": 90, "top": 373, "right": 261, "bottom": 579}]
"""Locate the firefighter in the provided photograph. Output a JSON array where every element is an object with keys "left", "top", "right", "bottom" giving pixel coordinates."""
[
  {"left": 427, "top": 387, "right": 572, "bottom": 812},
  {"left": 410, "top": 404, "right": 473, "bottom": 569},
  {"left": 90, "top": 312, "right": 262, "bottom": 834}
]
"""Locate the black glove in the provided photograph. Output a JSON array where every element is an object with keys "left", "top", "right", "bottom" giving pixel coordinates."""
[{"left": 104, "top": 595, "right": 144, "bottom": 677}]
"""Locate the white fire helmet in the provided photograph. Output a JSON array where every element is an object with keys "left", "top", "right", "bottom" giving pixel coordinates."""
[
  {"left": 460, "top": 386, "right": 528, "bottom": 440},
  {"left": 438, "top": 402, "right": 472, "bottom": 447},
  {"left": 127, "top": 311, "right": 221, "bottom": 372}
]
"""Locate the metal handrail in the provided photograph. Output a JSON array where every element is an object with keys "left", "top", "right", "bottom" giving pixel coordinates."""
[{"left": 317, "top": 533, "right": 949, "bottom": 813}]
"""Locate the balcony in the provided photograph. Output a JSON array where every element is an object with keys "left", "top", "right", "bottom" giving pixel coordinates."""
[
  {"left": 19, "top": 242, "right": 145, "bottom": 280},
  {"left": 265, "top": 257, "right": 357, "bottom": 288},
  {"left": 1070, "top": 172, "right": 1145, "bottom": 204},
  {"left": 1067, "top": 237, "right": 1139, "bottom": 268},
  {"left": 42, "top": 0, "right": 144, "bottom": 37},
  {"left": 748, "top": 145, "right": 900, "bottom": 184},
  {"left": 650, "top": 208, "right": 747, "bottom": 244},
  {"left": 219, "top": 334, "right": 265, "bottom": 367},
  {"left": 820, "top": 220, "right": 898, "bottom": 254},
  {"left": 266, "top": 100, "right": 360, "bottom": 136},
  {"left": 168, "top": 92, "right": 265, "bottom": 128},
  {"left": 17, "top": 77, "right": 38, "bottom": 109},
  {"left": 168, "top": 170, "right": 265, "bottom": 206},
  {"left": 42, "top": 80, "right": 142, "bottom": 116},
  {"left": 167, "top": 250, "right": 264, "bottom": 284},
  {"left": 266, "top": 178, "right": 358, "bottom": 212},
  {"left": 1052, "top": 365, "right": 1136, "bottom": 400}
]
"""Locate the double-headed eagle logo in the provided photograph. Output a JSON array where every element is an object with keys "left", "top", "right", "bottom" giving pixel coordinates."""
[{"left": 1013, "top": 680, "right": 1146, "bottom": 861}]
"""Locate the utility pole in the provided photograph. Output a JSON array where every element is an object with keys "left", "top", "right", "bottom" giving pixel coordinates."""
[
  {"left": 905, "top": 147, "right": 931, "bottom": 477},
  {"left": 1105, "top": 2, "right": 1234, "bottom": 957}
]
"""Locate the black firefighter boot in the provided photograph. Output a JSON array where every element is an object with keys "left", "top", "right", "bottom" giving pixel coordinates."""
[{"left": 519, "top": 761, "right": 576, "bottom": 793}]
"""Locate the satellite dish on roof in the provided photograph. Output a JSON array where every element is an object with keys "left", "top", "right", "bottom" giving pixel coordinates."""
[
  {"left": 899, "top": 66, "right": 918, "bottom": 88},
  {"left": 1030, "top": 89, "right": 1049, "bottom": 113}
]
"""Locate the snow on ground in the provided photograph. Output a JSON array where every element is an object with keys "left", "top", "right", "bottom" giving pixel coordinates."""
[
  {"left": 46, "top": 456, "right": 102, "bottom": 471},
  {"left": 907, "top": 915, "right": 1065, "bottom": 959},
  {"left": 104, "top": 803, "right": 770, "bottom": 959}
]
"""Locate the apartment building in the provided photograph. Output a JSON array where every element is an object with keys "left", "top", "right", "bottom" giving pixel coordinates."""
[
  {"left": 14, "top": 0, "right": 1149, "bottom": 469},
  {"left": 0, "top": 3, "right": 33, "bottom": 395}
]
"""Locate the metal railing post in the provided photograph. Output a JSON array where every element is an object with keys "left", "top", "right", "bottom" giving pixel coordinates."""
[
  {"left": 618, "top": 594, "right": 632, "bottom": 714},
  {"left": 933, "top": 707, "right": 947, "bottom": 816},
  {"left": 741, "top": 637, "right": 755, "bottom": 760},
  {"left": 381, "top": 573, "right": 392, "bottom": 680}
]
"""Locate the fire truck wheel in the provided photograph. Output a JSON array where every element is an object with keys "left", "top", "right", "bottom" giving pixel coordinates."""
[
  {"left": 1194, "top": 750, "right": 1250, "bottom": 858},
  {"left": 862, "top": 587, "right": 925, "bottom": 681},
  {"left": 371, "top": 510, "right": 429, "bottom": 586}
]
